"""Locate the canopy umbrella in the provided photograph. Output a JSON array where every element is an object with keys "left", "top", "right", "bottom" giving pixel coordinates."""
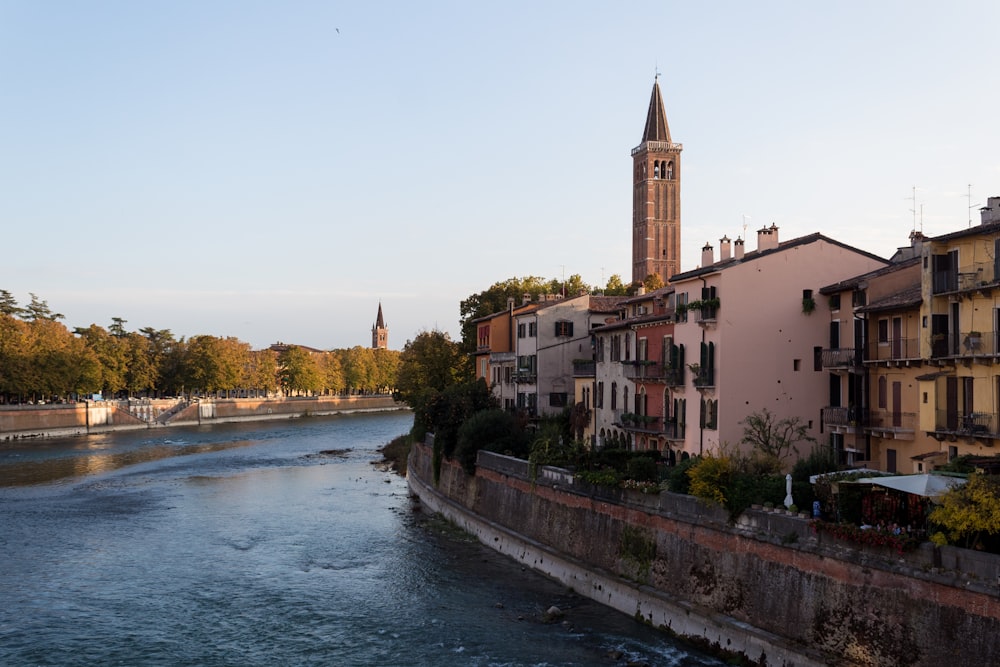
[{"left": 856, "top": 473, "right": 966, "bottom": 499}]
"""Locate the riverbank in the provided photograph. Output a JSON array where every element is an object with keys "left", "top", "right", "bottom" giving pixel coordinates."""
[
  {"left": 407, "top": 439, "right": 1000, "bottom": 667},
  {"left": 0, "top": 395, "right": 407, "bottom": 441}
]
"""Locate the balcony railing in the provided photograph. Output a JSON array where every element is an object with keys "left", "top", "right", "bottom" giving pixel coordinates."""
[
  {"left": 932, "top": 409, "right": 998, "bottom": 440},
  {"left": 932, "top": 261, "right": 1000, "bottom": 295},
  {"left": 866, "top": 410, "right": 917, "bottom": 439},
  {"left": 622, "top": 361, "right": 684, "bottom": 384},
  {"left": 867, "top": 337, "right": 921, "bottom": 363},
  {"left": 620, "top": 414, "right": 662, "bottom": 433},
  {"left": 822, "top": 406, "right": 865, "bottom": 429},
  {"left": 930, "top": 330, "right": 999, "bottom": 359},
  {"left": 692, "top": 368, "right": 714, "bottom": 388},
  {"left": 572, "top": 361, "right": 595, "bottom": 377},
  {"left": 822, "top": 347, "right": 860, "bottom": 368},
  {"left": 513, "top": 371, "right": 537, "bottom": 384}
]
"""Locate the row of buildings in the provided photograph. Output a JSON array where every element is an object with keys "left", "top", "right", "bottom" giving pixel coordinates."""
[{"left": 470, "top": 76, "right": 1000, "bottom": 473}]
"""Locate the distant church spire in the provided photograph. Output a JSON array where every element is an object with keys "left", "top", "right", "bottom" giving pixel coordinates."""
[
  {"left": 632, "top": 76, "right": 682, "bottom": 285},
  {"left": 372, "top": 302, "right": 388, "bottom": 349}
]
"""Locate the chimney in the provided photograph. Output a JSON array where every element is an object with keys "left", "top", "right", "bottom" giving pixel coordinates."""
[
  {"left": 719, "top": 235, "right": 731, "bottom": 261},
  {"left": 522, "top": 293, "right": 531, "bottom": 305},
  {"left": 701, "top": 242, "right": 714, "bottom": 267},
  {"left": 982, "top": 196, "right": 1000, "bottom": 225},
  {"left": 757, "top": 224, "right": 779, "bottom": 252},
  {"left": 734, "top": 236, "right": 745, "bottom": 260},
  {"left": 507, "top": 297, "right": 515, "bottom": 313}
]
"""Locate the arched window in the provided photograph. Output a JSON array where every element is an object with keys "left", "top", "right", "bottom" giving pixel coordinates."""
[
  {"left": 623, "top": 386, "right": 629, "bottom": 415},
  {"left": 653, "top": 161, "right": 660, "bottom": 178},
  {"left": 666, "top": 161, "right": 674, "bottom": 179}
]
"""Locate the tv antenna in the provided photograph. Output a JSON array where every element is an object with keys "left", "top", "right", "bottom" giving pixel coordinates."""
[
  {"left": 968, "top": 184, "right": 981, "bottom": 228},
  {"left": 907, "top": 186, "right": 924, "bottom": 233}
]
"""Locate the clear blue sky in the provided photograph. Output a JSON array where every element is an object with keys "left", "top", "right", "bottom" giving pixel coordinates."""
[{"left": 2, "top": 2, "right": 998, "bottom": 350}]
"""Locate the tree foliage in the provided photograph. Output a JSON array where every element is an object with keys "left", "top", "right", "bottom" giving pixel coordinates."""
[
  {"left": 0, "top": 290, "right": 400, "bottom": 402},
  {"left": 394, "top": 330, "right": 469, "bottom": 407},
  {"left": 929, "top": 473, "right": 1000, "bottom": 550}
]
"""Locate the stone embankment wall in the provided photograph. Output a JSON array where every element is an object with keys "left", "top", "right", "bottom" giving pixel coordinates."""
[
  {"left": 0, "top": 395, "right": 404, "bottom": 440},
  {"left": 407, "top": 441, "right": 1000, "bottom": 667}
]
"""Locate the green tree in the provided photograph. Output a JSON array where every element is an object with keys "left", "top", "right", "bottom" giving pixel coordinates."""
[
  {"left": 0, "top": 290, "right": 25, "bottom": 318},
  {"left": 394, "top": 330, "right": 469, "bottom": 407},
  {"left": 342, "top": 346, "right": 376, "bottom": 393},
  {"left": 74, "top": 324, "right": 128, "bottom": 396},
  {"left": 929, "top": 473, "right": 1000, "bottom": 550},
  {"left": 740, "top": 408, "right": 816, "bottom": 474},
  {"left": 25, "top": 293, "right": 64, "bottom": 321},
  {"left": 371, "top": 348, "right": 400, "bottom": 394},
  {"left": 454, "top": 408, "right": 527, "bottom": 473},
  {"left": 603, "top": 274, "right": 628, "bottom": 296},
  {"left": 279, "top": 345, "right": 323, "bottom": 395}
]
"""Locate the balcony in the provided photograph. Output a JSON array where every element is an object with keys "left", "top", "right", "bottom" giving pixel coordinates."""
[
  {"left": 692, "top": 367, "right": 714, "bottom": 388},
  {"left": 572, "top": 360, "right": 595, "bottom": 378},
  {"left": 866, "top": 338, "right": 921, "bottom": 365},
  {"left": 822, "top": 347, "right": 861, "bottom": 369},
  {"left": 931, "top": 409, "right": 997, "bottom": 442},
  {"left": 932, "top": 261, "right": 1000, "bottom": 296},
  {"left": 866, "top": 410, "right": 916, "bottom": 440},
  {"left": 930, "top": 330, "right": 999, "bottom": 360},
  {"left": 513, "top": 371, "right": 537, "bottom": 384},
  {"left": 620, "top": 413, "right": 662, "bottom": 433},
  {"left": 822, "top": 406, "right": 864, "bottom": 433},
  {"left": 622, "top": 361, "right": 682, "bottom": 384}
]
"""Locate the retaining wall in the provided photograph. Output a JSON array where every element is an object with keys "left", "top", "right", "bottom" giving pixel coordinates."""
[{"left": 407, "top": 442, "right": 1000, "bottom": 667}]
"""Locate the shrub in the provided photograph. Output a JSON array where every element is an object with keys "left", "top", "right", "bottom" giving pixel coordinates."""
[
  {"left": 666, "top": 455, "right": 699, "bottom": 495},
  {"left": 687, "top": 455, "right": 731, "bottom": 507},
  {"left": 454, "top": 409, "right": 528, "bottom": 473}
]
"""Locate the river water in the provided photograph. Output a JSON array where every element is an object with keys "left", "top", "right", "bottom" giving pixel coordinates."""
[{"left": 0, "top": 412, "right": 724, "bottom": 667}]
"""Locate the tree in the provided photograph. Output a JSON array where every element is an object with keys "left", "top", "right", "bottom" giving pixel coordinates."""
[
  {"left": 0, "top": 290, "right": 25, "bottom": 318},
  {"left": 24, "top": 293, "right": 64, "bottom": 321},
  {"left": 740, "top": 408, "right": 816, "bottom": 474},
  {"left": 279, "top": 345, "right": 323, "bottom": 395},
  {"left": 342, "top": 346, "right": 376, "bottom": 393},
  {"left": 642, "top": 273, "right": 665, "bottom": 292},
  {"left": 603, "top": 274, "right": 628, "bottom": 296},
  {"left": 394, "top": 330, "right": 469, "bottom": 407},
  {"left": 929, "top": 473, "right": 1000, "bottom": 550}
]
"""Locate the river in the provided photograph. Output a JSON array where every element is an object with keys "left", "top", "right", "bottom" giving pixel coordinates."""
[{"left": 0, "top": 412, "right": 724, "bottom": 666}]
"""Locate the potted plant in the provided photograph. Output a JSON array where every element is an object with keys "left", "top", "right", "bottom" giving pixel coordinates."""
[{"left": 802, "top": 297, "right": 816, "bottom": 314}]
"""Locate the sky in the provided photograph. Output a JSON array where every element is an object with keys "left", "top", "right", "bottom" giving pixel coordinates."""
[{"left": 2, "top": 2, "right": 999, "bottom": 351}]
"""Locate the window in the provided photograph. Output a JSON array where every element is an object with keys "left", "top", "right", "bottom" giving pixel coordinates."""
[
  {"left": 877, "top": 376, "right": 887, "bottom": 410},
  {"left": 549, "top": 392, "right": 568, "bottom": 407},
  {"left": 829, "top": 294, "right": 841, "bottom": 310},
  {"left": 528, "top": 321, "right": 537, "bottom": 337},
  {"left": 793, "top": 359, "right": 801, "bottom": 371},
  {"left": 638, "top": 337, "right": 648, "bottom": 361},
  {"left": 517, "top": 323, "right": 526, "bottom": 338},
  {"left": 611, "top": 382, "right": 617, "bottom": 410},
  {"left": 814, "top": 346, "right": 822, "bottom": 372},
  {"left": 597, "top": 381, "right": 604, "bottom": 409},
  {"left": 700, "top": 399, "right": 718, "bottom": 429},
  {"left": 610, "top": 335, "right": 621, "bottom": 361},
  {"left": 555, "top": 321, "right": 574, "bottom": 337},
  {"left": 878, "top": 319, "right": 889, "bottom": 344}
]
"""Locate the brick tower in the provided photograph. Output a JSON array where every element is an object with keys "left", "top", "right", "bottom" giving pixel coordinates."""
[
  {"left": 632, "top": 75, "right": 682, "bottom": 285},
  {"left": 371, "top": 302, "right": 388, "bottom": 350}
]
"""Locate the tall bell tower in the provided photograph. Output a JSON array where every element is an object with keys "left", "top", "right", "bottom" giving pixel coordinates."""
[
  {"left": 632, "top": 75, "right": 682, "bottom": 285},
  {"left": 371, "top": 302, "right": 388, "bottom": 350}
]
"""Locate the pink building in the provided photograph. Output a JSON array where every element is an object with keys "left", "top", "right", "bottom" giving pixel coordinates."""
[{"left": 668, "top": 227, "right": 889, "bottom": 460}]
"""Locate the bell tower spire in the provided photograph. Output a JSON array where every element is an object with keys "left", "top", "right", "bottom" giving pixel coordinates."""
[
  {"left": 371, "top": 302, "right": 388, "bottom": 350},
  {"left": 631, "top": 75, "right": 682, "bottom": 285}
]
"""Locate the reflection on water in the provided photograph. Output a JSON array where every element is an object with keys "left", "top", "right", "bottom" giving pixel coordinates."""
[{"left": 0, "top": 439, "right": 257, "bottom": 486}]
